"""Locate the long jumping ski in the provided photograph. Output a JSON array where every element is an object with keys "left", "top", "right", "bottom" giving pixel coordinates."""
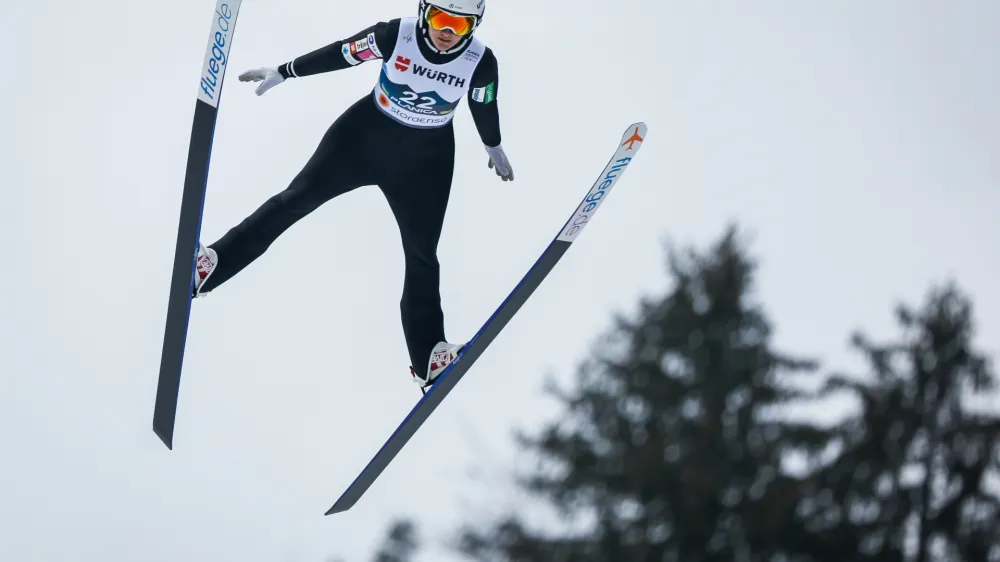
[
  {"left": 325, "top": 121, "right": 648, "bottom": 515},
  {"left": 153, "top": 0, "right": 243, "bottom": 450}
]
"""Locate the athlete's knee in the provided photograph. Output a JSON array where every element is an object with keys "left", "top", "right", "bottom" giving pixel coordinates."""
[
  {"left": 402, "top": 237, "right": 442, "bottom": 267},
  {"left": 403, "top": 253, "right": 440, "bottom": 282},
  {"left": 273, "top": 172, "right": 328, "bottom": 217},
  {"left": 401, "top": 258, "right": 441, "bottom": 298}
]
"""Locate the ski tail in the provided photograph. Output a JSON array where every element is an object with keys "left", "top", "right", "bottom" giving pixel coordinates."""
[
  {"left": 153, "top": 0, "right": 243, "bottom": 450},
  {"left": 324, "top": 122, "right": 647, "bottom": 515}
]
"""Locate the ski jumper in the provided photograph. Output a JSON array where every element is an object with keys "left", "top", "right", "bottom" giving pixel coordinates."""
[{"left": 199, "top": 17, "right": 503, "bottom": 377}]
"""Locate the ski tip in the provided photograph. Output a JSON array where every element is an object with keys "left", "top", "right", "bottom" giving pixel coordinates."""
[
  {"left": 622, "top": 122, "right": 648, "bottom": 139},
  {"left": 617, "top": 122, "right": 648, "bottom": 153}
]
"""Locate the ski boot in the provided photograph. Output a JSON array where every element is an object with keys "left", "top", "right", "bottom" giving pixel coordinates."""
[
  {"left": 410, "top": 341, "right": 464, "bottom": 394},
  {"left": 192, "top": 242, "right": 218, "bottom": 298}
]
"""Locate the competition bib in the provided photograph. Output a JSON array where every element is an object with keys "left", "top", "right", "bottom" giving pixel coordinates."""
[{"left": 371, "top": 18, "right": 485, "bottom": 128}]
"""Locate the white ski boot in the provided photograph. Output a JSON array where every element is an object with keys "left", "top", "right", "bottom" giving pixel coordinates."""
[
  {"left": 193, "top": 242, "right": 218, "bottom": 298},
  {"left": 410, "top": 341, "right": 464, "bottom": 393}
]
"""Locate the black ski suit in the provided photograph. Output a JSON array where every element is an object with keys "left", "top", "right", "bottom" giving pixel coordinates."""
[{"left": 199, "top": 18, "right": 503, "bottom": 378}]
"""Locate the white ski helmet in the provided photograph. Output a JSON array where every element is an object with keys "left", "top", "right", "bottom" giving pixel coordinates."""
[{"left": 417, "top": 0, "right": 485, "bottom": 54}]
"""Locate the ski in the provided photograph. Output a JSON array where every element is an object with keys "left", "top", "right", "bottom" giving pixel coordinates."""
[
  {"left": 325, "top": 121, "right": 648, "bottom": 515},
  {"left": 153, "top": 0, "right": 243, "bottom": 450}
]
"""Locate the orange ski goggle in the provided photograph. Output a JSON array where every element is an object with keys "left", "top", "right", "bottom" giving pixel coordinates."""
[{"left": 426, "top": 6, "right": 476, "bottom": 35}]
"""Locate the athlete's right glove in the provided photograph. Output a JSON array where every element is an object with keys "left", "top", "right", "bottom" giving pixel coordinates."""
[
  {"left": 485, "top": 144, "right": 514, "bottom": 182},
  {"left": 238, "top": 66, "right": 285, "bottom": 96}
]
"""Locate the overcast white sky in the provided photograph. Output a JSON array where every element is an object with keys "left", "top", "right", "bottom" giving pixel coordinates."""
[{"left": 3, "top": 1, "right": 998, "bottom": 561}]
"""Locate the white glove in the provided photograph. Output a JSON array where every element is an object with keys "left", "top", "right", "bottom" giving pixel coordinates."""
[
  {"left": 238, "top": 66, "right": 285, "bottom": 96},
  {"left": 485, "top": 144, "right": 514, "bottom": 182}
]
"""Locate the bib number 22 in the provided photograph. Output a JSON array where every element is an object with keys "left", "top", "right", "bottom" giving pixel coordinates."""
[{"left": 399, "top": 90, "right": 437, "bottom": 110}]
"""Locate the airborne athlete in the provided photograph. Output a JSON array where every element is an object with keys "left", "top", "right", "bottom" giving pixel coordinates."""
[{"left": 191, "top": 0, "right": 512, "bottom": 391}]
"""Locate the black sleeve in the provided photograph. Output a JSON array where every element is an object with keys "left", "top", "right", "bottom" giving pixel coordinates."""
[
  {"left": 278, "top": 19, "right": 400, "bottom": 79},
  {"left": 466, "top": 47, "right": 502, "bottom": 148}
]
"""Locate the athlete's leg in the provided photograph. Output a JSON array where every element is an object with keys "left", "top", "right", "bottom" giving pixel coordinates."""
[
  {"left": 200, "top": 100, "right": 377, "bottom": 293},
  {"left": 379, "top": 135, "right": 456, "bottom": 377}
]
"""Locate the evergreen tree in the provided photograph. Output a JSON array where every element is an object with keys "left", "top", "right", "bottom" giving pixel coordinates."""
[
  {"left": 371, "top": 519, "right": 421, "bottom": 562},
  {"left": 457, "top": 226, "right": 831, "bottom": 562},
  {"left": 349, "top": 227, "right": 999, "bottom": 562},
  {"left": 803, "top": 283, "right": 1000, "bottom": 562},
  {"left": 324, "top": 518, "right": 421, "bottom": 562}
]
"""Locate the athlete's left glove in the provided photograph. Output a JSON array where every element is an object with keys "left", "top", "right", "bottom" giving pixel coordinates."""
[
  {"left": 238, "top": 66, "right": 285, "bottom": 96},
  {"left": 486, "top": 144, "right": 514, "bottom": 182}
]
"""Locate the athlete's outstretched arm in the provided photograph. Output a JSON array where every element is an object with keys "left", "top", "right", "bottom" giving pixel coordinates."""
[
  {"left": 278, "top": 19, "right": 400, "bottom": 78},
  {"left": 468, "top": 49, "right": 513, "bottom": 181},
  {"left": 239, "top": 20, "right": 400, "bottom": 95}
]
